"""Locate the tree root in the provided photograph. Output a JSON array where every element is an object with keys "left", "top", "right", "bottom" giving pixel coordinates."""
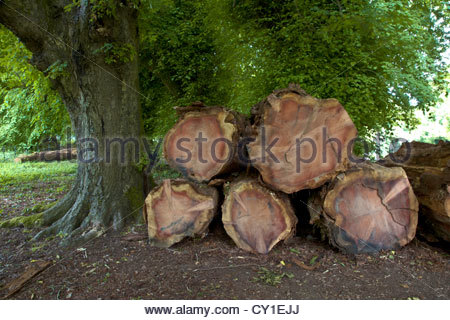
[
  {"left": 58, "top": 227, "right": 106, "bottom": 248},
  {"left": 0, "top": 213, "right": 44, "bottom": 229},
  {"left": 39, "top": 184, "right": 79, "bottom": 226},
  {"left": 32, "top": 188, "right": 143, "bottom": 247},
  {"left": 0, "top": 200, "right": 60, "bottom": 229}
]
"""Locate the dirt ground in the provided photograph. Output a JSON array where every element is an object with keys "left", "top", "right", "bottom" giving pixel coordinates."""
[{"left": 0, "top": 179, "right": 449, "bottom": 300}]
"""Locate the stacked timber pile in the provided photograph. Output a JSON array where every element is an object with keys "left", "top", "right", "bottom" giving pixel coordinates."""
[
  {"left": 381, "top": 140, "right": 450, "bottom": 242},
  {"left": 143, "top": 84, "right": 423, "bottom": 254}
]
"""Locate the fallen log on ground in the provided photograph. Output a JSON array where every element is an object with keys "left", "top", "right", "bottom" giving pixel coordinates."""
[
  {"left": 144, "top": 179, "right": 219, "bottom": 247},
  {"left": 222, "top": 177, "right": 297, "bottom": 254},
  {"left": 307, "top": 162, "right": 418, "bottom": 254},
  {"left": 247, "top": 84, "right": 357, "bottom": 193},
  {"left": 1, "top": 260, "right": 52, "bottom": 299},
  {"left": 14, "top": 148, "right": 77, "bottom": 163},
  {"left": 163, "top": 103, "right": 247, "bottom": 183},
  {"left": 381, "top": 140, "right": 450, "bottom": 242}
]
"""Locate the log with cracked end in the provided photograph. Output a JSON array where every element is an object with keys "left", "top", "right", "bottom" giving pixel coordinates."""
[
  {"left": 163, "top": 103, "right": 247, "bottom": 183},
  {"left": 144, "top": 179, "right": 219, "bottom": 247},
  {"left": 381, "top": 140, "right": 450, "bottom": 242},
  {"left": 222, "top": 177, "right": 297, "bottom": 254},
  {"left": 248, "top": 84, "right": 358, "bottom": 193},
  {"left": 307, "top": 162, "right": 419, "bottom": 254}
]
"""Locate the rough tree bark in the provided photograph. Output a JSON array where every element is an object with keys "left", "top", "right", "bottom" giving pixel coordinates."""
[
  {"left": 307, "top": 163, "right": 419, "bottom": 254},
  {"left": 0, "top": 1, "right": 144, "bottom": 245},
  {"left": 222, "top": 177, "right": 297, "bottom": 254},
  {"left": 144, "top": 179, "right": 219, "bottom": 247},
  {"left": 248, "top": 84, "right": 357, "bottom": 194}
]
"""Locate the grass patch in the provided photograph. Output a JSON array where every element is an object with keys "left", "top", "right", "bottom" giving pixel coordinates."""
[
  {"left": 0, "top": 161, "right": 77, "bottom": 185},
  {"left": 0, "top": 158, "right": 77, "bottom": 220}
]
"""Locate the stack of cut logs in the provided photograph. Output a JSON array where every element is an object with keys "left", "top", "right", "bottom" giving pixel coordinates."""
[{"left": 143, "top": 84, "right": 449, "bottom": 254}]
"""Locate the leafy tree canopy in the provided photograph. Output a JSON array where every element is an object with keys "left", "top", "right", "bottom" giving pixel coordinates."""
[
  {"left": 1, "top": 0, "right": 449, "bottom": 149},
  {"left": 0, "top": 26, "right": 70, "bottom": 151},
  {"left": 140, "top": 0, "right": 449, "bottom": 140}
]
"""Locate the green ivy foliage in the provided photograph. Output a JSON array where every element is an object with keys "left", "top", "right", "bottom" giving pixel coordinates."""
[
  {"left": 64, "top": 0, "right": 140, "bottom": 20},
  {"left": 93, "top": 42, "right": 136, "bottom": 65}
]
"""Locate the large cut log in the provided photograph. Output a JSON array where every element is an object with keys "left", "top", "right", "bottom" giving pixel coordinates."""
[
  {"left": 307, "top": 163, "right": 418, "bottom": 254},
  {"left": 163, "top": 103, "right": 247, "bottom": 183},
  {"left": 248, "top": 84, "right": 358, "bottom": 193},
  {"left": 222, "top": 177, "right": 297, "bottom": 254},
  {"left": 14, "top": 148, "right": 77, "bottom": 163},
  {"left": 381, "top": 140, "right": 450, "bottom": 242},
  {"left": 144, "top": 179, "right": 219, "bottom": 247}
]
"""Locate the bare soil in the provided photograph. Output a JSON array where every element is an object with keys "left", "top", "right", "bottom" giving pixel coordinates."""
[{"left": 0, "top": 179, "right": 449, "bottom": 300}]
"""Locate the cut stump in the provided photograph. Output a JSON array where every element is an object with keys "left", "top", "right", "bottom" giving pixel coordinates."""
[
  {"left": 382, "top": 140, "right": 450, "bottom": 242},
  {"left": 222, "top": 177, "right": 297, "bottom": 254},
  {"left": 163, "top": 103, "right": 247, "bottom": 182},
  {"left": 248, "top": 84, "right": 357, "bottom": 193},
  {"left": 144, "top": 179, "right": 219, "bottom": 247},
  {"left": 308, "top": 163, "right": 418, "bottom": 254}
]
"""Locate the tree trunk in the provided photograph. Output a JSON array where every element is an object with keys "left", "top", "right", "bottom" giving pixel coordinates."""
[
  {"left": 247, "top": 84, "right": 358, "bottom": 194},
  {"left": 144, "top": 179, "right": 219, "bottom": 247},
  {"left": 222, "top": 177, "right": 297, "bottom": 254},
  {"left": 0, "top": 1, "right": 144, "bottom": 245},
  {"left": 163, "top": 103, "right": 247, "bottom": 182},
  {"left": 381, "top": 140, "right": 450, "bottom": 242},
  {"left": 307, "top": 163, "right": 418, "bottom": 254}
]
